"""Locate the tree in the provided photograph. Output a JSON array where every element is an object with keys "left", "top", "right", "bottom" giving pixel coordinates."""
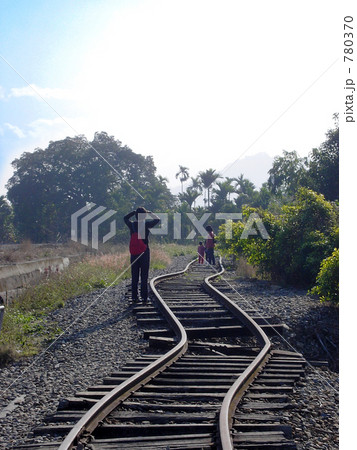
[
  {"left": 178, "top": 187, "right": 201, "bottom": 209},
  {"left": 306, "top": 117, "right": 339, "bottom": 201},
  {"left": 233, "top": 174, "right": 258, "bottom": 210},
  {"left": 254, "top": 183, "right": 273, "bottom": 209},
  {"left": 175, "top": 166, "right": 190, "bottom": 193},
  {"left": 212, "top": 178, "right": 235, "bottom": 211},
  {"left": 199, "top": 169, "right": 221, "bottom": 208},
  {"left": 310, "top": 248, "right": 339, "bottom": 304},
  {"left": 217, "top": 188, "right": 338, "bottom": 287},
  {"left": 188, "top": 176, "right": 203, "bottom": 207},
  {"left": 267, "top": 150, "right": 308, "bottom": 195},
  {"left": 6, "top": 132, "right": 171, "bottom": 242},
  {"left": 190, "top": 176, "right": 203, "bottom": 192},
  {"left": 234, "top": 174, "right": 256, "bottom": 196},
  {"left": 0, "top": 196, "right": 16, "bottom": 243}
]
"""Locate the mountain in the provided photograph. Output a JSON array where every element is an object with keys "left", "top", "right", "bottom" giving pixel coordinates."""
[
  {"left": 169, "top": 152, "right": 275, "bottom": 196},
  {"left": 221, "top": 152, "right": 274, "bottom": 188}
]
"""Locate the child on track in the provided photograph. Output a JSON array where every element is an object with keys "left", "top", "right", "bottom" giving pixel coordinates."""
[{"left": 197, "top": 241, "right": 205, "bottom": 264}]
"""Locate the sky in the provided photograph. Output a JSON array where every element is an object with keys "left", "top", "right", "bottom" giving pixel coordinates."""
[
  {"left": 0, "top": 1, "right": 356, "bottom": 441},
  {"left": 0, "top": 0, "right": 346, "bottom": 196}
]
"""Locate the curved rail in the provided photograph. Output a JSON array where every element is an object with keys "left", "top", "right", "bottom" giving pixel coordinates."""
[
  {"left": 59, "top": 258, "right": 196, "bottom": 449},
  {"left": 204, "top": 258, "right": 271, "bottom": 450}
]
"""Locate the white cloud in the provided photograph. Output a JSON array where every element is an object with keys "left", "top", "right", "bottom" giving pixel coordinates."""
[
  {"left": 28, "top": 117, "right": 65, "bottom": 135},
  {"left": 9, "top": 84, "right": 71, "bottom": 100},
  {"left": 27, "top": 116, "right": 88, "bottom": 139},
  {"left": 4, "top": 123, "right": 26, "bottom": 138}
]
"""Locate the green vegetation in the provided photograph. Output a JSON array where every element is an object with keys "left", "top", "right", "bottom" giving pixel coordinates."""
[
  {"left": 0, "top": 244, "right": 194, "bottom": 365},
  {"left": 0, "top": 196, "right": 16, "bottom": 243},
  {"left": 217, "top": 188, "right": 338, "bottom": 289},
  {"left": 0, "top": 114, "right": 339, "bottom": 345},
  {"left": 213, "top": 117, "right": 338, "bottom": 303},
  {"left": 1, "top": 117, "right": 338, "bottom": 246},
  {"left": 310, "top": 249, "right": 339, "bottom": 304},
  {"left": 5, "top": 132, "right": 175, "bottom": 243}
]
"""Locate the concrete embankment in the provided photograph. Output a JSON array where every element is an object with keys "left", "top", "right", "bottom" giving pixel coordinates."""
[{"left": 0, "top": 255, "right": 82, "bottom": 304}]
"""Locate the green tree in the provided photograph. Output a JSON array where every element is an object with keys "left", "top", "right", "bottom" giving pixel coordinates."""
[
  {"left": 217, "top": 188, "right": 338, "bottom": 287},
  {"left": 268, "top": 150, "right": 308, "bottom": 195},
  {"left": 199, "top": 169, "right": 221, "bottom": 208},
  {"left": 190, "top": 176, "right": 203, "bottom": 192},
  {"left": 6, "top": 132, "right": 171, "bottom": 242},
  {"left": 175, "top": 166, "right": 190, "bottom": 193},
  {"left": 306, "top": 116, "right": 339, "bottom": 201},
  {"left": 274, "top": 188, "right": 338, "bottom": 286},
  {"left": 212, "top": 178, "right": 235, "bottom": 212},
  {"left": 232, "top": 174, "right": 259, "bottom": 210},
  {"left": 189, "top": 176, "right": 203, "bottom": 207},
  {"left": 310, "top": 248, "right": 339, "bottom": 304},
  {"left": 0, "top": 196, "right": 16, "bottom": 243},
  {"left": 234, "top": 174, "right": 256, "bottom": 196},
  {"left": 253, "top": 183, "right": 273, "bottom": 209},
  {"left": 178, "top": 187, "right": 201, "bottom": 209}
]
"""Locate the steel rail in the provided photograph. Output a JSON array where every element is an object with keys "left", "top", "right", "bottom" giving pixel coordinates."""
[
  {"left": 0, "top": 305, "right": 4, "bottom": 335},
  {"left": 203, "top": 258, "right": 271, "bottom": 450},
  {"left": 58, "top": 258, "right": 196, "bottom": 449}
]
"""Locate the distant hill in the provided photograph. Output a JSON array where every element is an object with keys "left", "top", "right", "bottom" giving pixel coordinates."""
[
  {"left": 220, "top": 152, "right": 274, "bottom": 188},
  {"left": 169, "top": 152, "right": 275, "bottom": 196}
]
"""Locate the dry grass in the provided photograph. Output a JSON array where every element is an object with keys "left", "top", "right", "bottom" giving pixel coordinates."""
[
  {"left": 84, "top": 252, "right": 130, "bottom": 271},
  {"left": 235, "top": 257, "right": 258, "bottom": 278},
  {"left": 0, "top": 243, "right": 195, "bottom": 364},
  {"left": 0, "top": 241, "right": 89, "bottom": 265}
]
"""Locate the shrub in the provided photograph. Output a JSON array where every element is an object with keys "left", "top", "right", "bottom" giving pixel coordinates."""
[
  {"left": 310, "top": 248, "right": 339, "bottom": 304},
  {"left": 217, "top": 188, "right": 338, "bottom": 287}
]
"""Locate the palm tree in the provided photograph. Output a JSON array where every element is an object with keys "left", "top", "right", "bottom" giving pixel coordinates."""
[
  {"left": 213, "top": 178, "right": 235, "bottom": 202},
  {"left": 234, "top": 174, "right": 256, "bottom": 196},
  {"left": 175, "top": 166, "right": 190, "bottom": 193},
  {"left": 234, "top": 174, "right": 257, "bottom": 209},
  {"left": 157, "top": 175, "right": 169, "bottom": 185},
  {"left": 190, "top": 176, "right": 202, "bottom": 192},
  {"left": 199, "top": 169, "right": 221, "bottom": 207},
  {"left": 189, "top": 176, "right": 203, "bottom": 207},
  {"left": 178, "top": 187, "right": 201, "bottom": 209}
]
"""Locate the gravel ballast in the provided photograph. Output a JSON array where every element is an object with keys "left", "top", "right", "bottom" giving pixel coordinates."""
[
  {"left": 0, "top": 255, "right": 192, "bottom": 448},
  {"left": 221, "top": 270, "right": 339, "bottom": 450},
  {"left": 0, "top": 257, "right": 339, "bottom": 449}
]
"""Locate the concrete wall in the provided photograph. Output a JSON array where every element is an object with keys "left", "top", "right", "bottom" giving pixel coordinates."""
[{"left": 0, "top": 255, "right": 81, "bottom": 304}]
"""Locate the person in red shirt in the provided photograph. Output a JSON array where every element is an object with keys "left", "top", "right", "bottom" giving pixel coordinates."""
[
  {"left": 205, "top": 225, "right": 216, "bottom": 265},
  {"left": 124, "top": 207, "right": 160, "bottom": 303},
  {"left": 197, "top": 242, "right": 205, "bottom": 264}
]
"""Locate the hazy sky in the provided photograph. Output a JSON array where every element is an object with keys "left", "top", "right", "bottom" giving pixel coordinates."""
[{"left": 0, "top": 0, "right": 342, "bottom": 195}]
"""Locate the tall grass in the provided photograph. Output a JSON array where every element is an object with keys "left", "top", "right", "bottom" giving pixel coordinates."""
[
  {"left": 234, "top": 257, "right": 258, "bottom": 278},
  {"left": 0, "top": 243, "right": 194, "bottom": 364}
]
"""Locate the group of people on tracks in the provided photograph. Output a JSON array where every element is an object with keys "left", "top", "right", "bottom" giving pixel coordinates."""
[{"left": 124, "top": 207, "right": 216, "bottom": 304}]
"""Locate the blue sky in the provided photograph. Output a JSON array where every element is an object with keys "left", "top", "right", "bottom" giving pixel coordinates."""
[{"left": 0, "top": 0, "right": 343, "bottom": 195}]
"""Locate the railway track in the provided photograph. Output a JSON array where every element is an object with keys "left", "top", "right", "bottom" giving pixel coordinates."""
[{"left": 16, "top": 258, "right": 306, "bottom": 449}]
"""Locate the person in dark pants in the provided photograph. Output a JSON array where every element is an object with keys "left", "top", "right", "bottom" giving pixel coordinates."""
[
  {"left": 124, "top": 207, "right": 160, "bottom": 303},
  {"left": 205, "top": 225, "right": 216, "bottom": 265}
]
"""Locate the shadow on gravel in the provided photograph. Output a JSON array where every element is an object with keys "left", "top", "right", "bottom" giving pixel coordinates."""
[
  {"left": 287, "top": 304, "right": 339, "bottom": 371},
  {"left": 48, "top": 304, "right": 136, "bottom": 349}
]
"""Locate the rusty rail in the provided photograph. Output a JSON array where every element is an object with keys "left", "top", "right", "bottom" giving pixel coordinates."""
[
  {"left": 204, "top": 258, "right": 271, "bottom": 450},
  {"left": 0, "top": 305, "right": 4, "bottom": 335},
  {"left": 58, "top": 258, "right": 196, "bottom": 449}
]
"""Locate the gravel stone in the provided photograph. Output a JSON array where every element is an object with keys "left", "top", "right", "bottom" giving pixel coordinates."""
[
  {"left": 0, "top": 256, "right": 339, "bottom": 449},
  {"left": 0, "top": 255, "right": 192, "bottom": 448},
  {"left": 221, "top": 267, "right": 339, "bottom": 450}
]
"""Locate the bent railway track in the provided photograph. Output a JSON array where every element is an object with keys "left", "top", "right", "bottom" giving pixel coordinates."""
[{"left": 16, "top": 258, "right": 306, "bottom": 449}]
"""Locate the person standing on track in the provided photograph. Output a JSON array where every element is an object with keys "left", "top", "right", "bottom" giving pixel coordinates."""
[
  {"left": 124, "top": 207, "right": 160, "bottom": 303},
  {"left": 197, "top": 241, "right": 205, "bottom": 264},
  {"left": 205, "top": 225, "right": 216, "bottom": 265}
]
